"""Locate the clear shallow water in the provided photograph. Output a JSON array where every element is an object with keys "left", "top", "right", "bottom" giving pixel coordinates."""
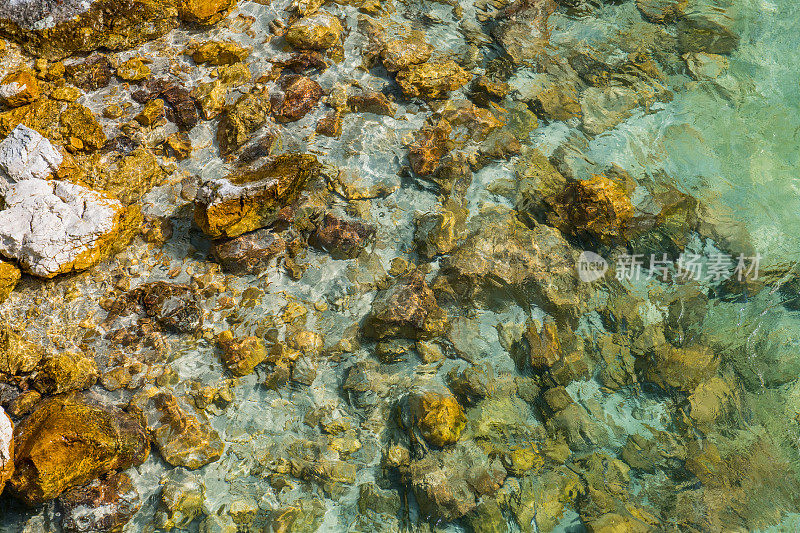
[{"left": 1, "top": 0, "right": 800, "bottom": 530}]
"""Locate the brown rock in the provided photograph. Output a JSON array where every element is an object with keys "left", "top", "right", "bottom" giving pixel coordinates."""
[
  {"left": 59, "top": 472, "right": 141, "bottom": 533},
  {"left": 65, "top": 55, "right": 112, "bottom": 91},
  {"left": 116, "top": 57, "right": 152, "bottom": 82},
  {"left": 309, "top": 213, "right": 376, "bottom": 259},
  {"left": 525, "top": 319, "right": 562, "bottom": 370},
  {"left": 210, "top": 227, "right": 286, "bottom": 274},
  {"left": 347, "top": 91, "right": 397, "bottom": 116},
  {"left": 0, "top": 69, "right": 40, "bottom": 108},
  {"left": 10, "top": 395, "right": 150, "bottom": 505},
  {"left": 33, "top": 352, "right": 99, "bottom": 394},
  {"left": 408, "top": 119, "right": 452, "bottom": 176},
  {"left": 109, "top": 281, "right": 204, "bottom": 333},
  {"left": 0, "top": 324, "right": 45, "bottom": 375},
  {"left": 284, "top": 12, "right": 343, "bottom": 51},
  {"left": 364, "top": 270, "right": 448, "bottom": 340},
  {"left": 315, "top": 110, "right": 342, "bottom": 137},
  {"left": 217, "top": 331, "right": 268, "bottom": 376},
  {"left": 271, "top": 75, "right": 324, "bottom": 123},
  {"left": 646, "top": 344, "right": 719, "bottom": 392},
  {"left": 405, "top": 389, "right": 466, "bottom": 447},
  {"left": 396, "top": 61, "right": 472, "bottom": 99}
]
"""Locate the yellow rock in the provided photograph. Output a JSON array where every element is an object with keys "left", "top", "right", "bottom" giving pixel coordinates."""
[
  {"left": 0, "top": 324, "right": 44, "bottom": 375},
  {"left": 284, "top": 12, "right": 343, "bottom": 51},
  {"left": 407, "top": 390, "right": 466, "bottom": 447},
  {"left": 32, "top": 352, "right": 99, "bottom": 394},
  {"left": 188, "top": 41, "right": 250, "bottom": 65},
  {"left": 50, "top": 85, "right": 82, "bottom": 102},
  {"left": 381, "top": 34, "right": 433, "bottom": 72},
  {"left": 116, "top": 57, "right": 152, "bottom": 81},
  {"left": 217, "top": 331, "right": 268, "bottom": 376},
  {"left": 0, "top": 70, "right": 40, "bottom": 108},
  {"left": 0, "top": 261, "right": 20, "bottom": 302},
  {"left": 178, "top": 0, "right": 238, "bottom": 25},
  {"left": 395, "top": 61, "right": 472, "bottom": 99},
  {"left": 59, "top": 103, "right": 107, "bottom": 152},
  {"left": 0, "top": 95, "right": 61, "bottom": 139},
  {"left": 135, "top": 98, "right": 165, "bottom": 126}
]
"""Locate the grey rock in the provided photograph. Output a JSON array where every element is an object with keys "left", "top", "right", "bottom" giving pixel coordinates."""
[{"left": 0, "top": 125, "right": 63, "bottom": 186}]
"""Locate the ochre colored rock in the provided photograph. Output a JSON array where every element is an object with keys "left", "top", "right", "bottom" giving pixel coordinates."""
[
  {"left": 59, "top": 103, "right": 107, "bottom": 152},
  {"left": 0, "top": 261, "right": 20, "bottom": 302},
  {"left": 33, "top": 352, "right": 99, "bottom": 394},
  {"left": 408, "top": 119, "right": 452, "bottom": 176},
  {"left": 188, "top": 40, "right": 250, "bottom": 65},
  {"left": 0, "top": 96, "right": 61, "bottom": 140},
  {"left": 525, "top": 319, "right": 563, "bottom": 370},
  {"left": 178, "top": 0, "right": 238, "bottom": 25},
  {"left": 364, "top": 270, "right": 448, "bottom": 340},
  {"left": 10, "top": 395, "right": 150, "bottom": 505},
  {"left": 548, "top": 174, "right": 634, "bottom": 244},
  {"left": 58, "top": 472, "right": 141, "bottom": 533},
  {"left": 210, "top": 227, "right": 286, "bottom": 274},
  {"left": 116, "top": 57, "right": 152, "bottom": 82},
  {"left": 380, "top": 34, "right": 433, "bottom": 72},
  {"left": 347, "top": 91, "right": 396, "bottom": 116},
  {"left": 0, "top": 0, "right": 180, "bottom": 61},
  {"left": 194, "top": 153, "right": 321, "bottom": 238},
  {"left": 80, "top": 146, "right": 166, "bottom": 205},
  {"left": 646, "top": 344, "right": 719, "bottom": 392},
  {"left": 217, "top": 331, "right": 267, "bottom": 376},
  {"left": 396, "top": 61, "right": 472, "bottom": 99},
  {"left": 284, "top": 12, "right": 343, "bottom": 51},
  {"left": 217, "top": 88, "right": 271, "bottom": 154},
  {"left": 135, "top": 98, "right": 166, "bottom": 127},
  {"left": 271, "top": 75, "right": 324, "bottom": 123},
  {"left": 405, "top": 390, "right": 466, "bottom": 447},
  {"left": 0, "top": 324, "right": 45, "bottom": 375},
  {"left": 0, "top": 70, "right": 40, "bottom": 108}
]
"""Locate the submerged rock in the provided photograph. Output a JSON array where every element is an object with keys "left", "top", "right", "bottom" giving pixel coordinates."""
[
  {"left": 194, "top": 153, "right": 321, "bottom": 238},
  {"left": 380, "top": 35, "right": 433, "bottom": 72},
  {"left": 404, "top": 389, "right": 466, "bottom": 447},
  {"left": 0, "top": 0, "right": 179, "bottom": 60},
  {"left": 10, "top": 395, "right": 150, "bottom": 505},
  {"left": 580, "top": 86, "right": 642, "bottom": 135},
  {"left": 408, "top": 119, "right": 452, "bottom": 176},
  {"left": 178, "top": 0, "right": 237, "bottom": 25},
  {"left": 645, "top": 344, "right": 719, "bottom": 392},
  {"left": 677, "top": 6, "right": 739, "bottom": 55},
  {"left": 155, "top": 468, "right": 206, "bottom": 530},
  {"left": 0, "top": 261, "right": 20, "bottom": 302},
  {"left": 211, "top": 227, "right": 286, "bottom": 273},
  {"left": 309, "top": 213, "right": 376, "bottom": 259},
  {"left": 189, "top": 40, "right": 250, "bottom": 65},
  {"left": 271, "top": 75, "right": 324, "bottom": 123},
  {"left": 217, "top": 88, "right": 271, "bottom": 155},
  {"left": 636, "top": 0, "right": 687, "bottom": 23},
  {"left": 284, "top": 12, "right": 343, "bottom": 51},
  {"left": 130, "top": 387, "right": 224, "bottom": 469},
  {"left": 64, "top": 55, "right": 112, "bottom": 91},
  {"left": 0, "top": 407, "right": 12, "bottom": 496},
  {"left": 217, "top": 331, "right": 267, "bottom": 376},
  {"left": 364, "top": 270, "right": 448, "bottom": 340},
  {"left": 111, "top": 281, "right": 204, "bottom": 334},
  {"left": 0, "top": 178, "right": 123, "bottom": 278},
  {"left": 396, "top": 61, "right": 472, "bottom": 99},
  {"left": 58, "top": 472, "right": 141, "bottom": 533},
  {"left": 33, "top": 352, "right": 99, "bottom": 394}
]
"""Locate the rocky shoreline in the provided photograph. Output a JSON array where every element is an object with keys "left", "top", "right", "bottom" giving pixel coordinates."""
[{"left": 0, "top": 0, "right": 797, "bottom": 531}]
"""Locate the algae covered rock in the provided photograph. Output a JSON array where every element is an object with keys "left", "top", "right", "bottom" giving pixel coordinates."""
[
  {"left": 0, "top": 70, "right": 40, "bottom": 108},
  {"left": 396, "top": 61, "right": 472, "bottom": 99},
  {"left": 677, "top": 6, "right": 739, "bottom": 55},
  {"left": 645, "top": 344, "right": 719, "bottom": 392},
  {"left": 217, "top": 331, "right": 267, "bottom": 376},
  {"left": 309, "top": 213, "right": 376, "bottom": 259},
  {"left": 178, "top": 0, "right": 237, "bottom": 25},
  {"left": 0, "top": 324, "right": 45, "bottom": 375},
  {"left": 0, "top": 0, "right": 180, "bottom": 60},
  {"left": 116, "top": 57, "right": 152, "bottom": 82},
  {"left": 404, "top": 389, "right": 466, "bottom": 447},
  {"left": 211, "top": 227, "right": 286, "bottom": 273},
  {"left": 0, "top": 260, "right": 20, "bottom": 302},
  {"left": 271, "top": 75, "right": 324, "bottom": 123},
  {"left": 381, "top": 35, "right": 433, "bottom": 72},
  {"left": 33, "top": 351, "right": 99, "bottom": 394},
  {"left": 217, "top": 88, "right": 271, "bottom": 155},
  {"left": 58, "top": 472, "right": 141, "bottom": 533},
  {"left": 111, "top": 281, "right": 204, "bottom": 334},
  {"left": 284, "top": 12, "right": 343, "bottom": 51},
  {"left": 364, "top": 270, "right": 448, "bottom": 340},
  {"left": 189, "top": 40, "right": 250, "bottom": 65},
  {"left": 155, "top": 468, "right": 206, "bottom": 530},
  {"left": 0, "top": 407, "right": 12, "bottom": 496},
  {"left": 194, "top": 153, "right": 321, "bottom": 238},
  {"left": 10, "top": 394, "right": 150, "bottom": 505},
  {"left": 130, "top": 387, "right": 224, "bottom": 469}
]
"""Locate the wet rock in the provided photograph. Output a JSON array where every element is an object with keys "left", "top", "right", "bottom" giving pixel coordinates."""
[
  {"left": 492, "top": 0, "right": 556, "bottom": 65},
  {"left": 446, "top": 364, "right": 494, "bottom": 406},
  {"left": 620, "top": 431, "right": 686, "bottom": 473},
  {"left": 178, "top": 0, "right": 237, "bottom": 25},
  {"left": 511, "top": 467, "right": 582, "bottom": 532},
  {"left": 0, "top": 324, "right": 45, "bottom": 375},
  {"left": 33, "top": 352, "right": 99, "bottom": 394},
  {"left": 0, "top": 178, "right": 124, "bottom": 278},
  {"left": 0, "top": 261, "right": 20, "bottom": 302},
  {"left": 404, "top": 388, "right": 466, "bottom": 448},
  {"left": 271, "top": 75, "right": 324, "bottom": 123},
  {"left": 10, "top": 395, "right": 150, "bottom": 505},
  {"left": 58, "top": 472, "right": 141, "bottom": 533},
  {"left": 532, "top": 83, "right": 582, "bottom": 121},
  {"left": 211, "top": 227, "right": 285, "bottom": 274},
  {"left": 396, "top": 61, "right": 472, "bottom": 99},
  {"left": 437, "top": 207, "right": 588, "bottom": 317},
  {"left": 59, "top": 103, "right": 106, "bottom": 151},
  {"left": 413, "top": 203, "right": 467, "bottom": 259},
  {"left": 188, "top": 40, "right": 251, "bottom": 65},
  {"left": 645, "top": 344, "right": 719, "bottom": 392},
  {"left": 0, "top": 69, "right": 40, "bottom": 108},
  {"left": 130, "top": 387, "right": 224, "bottom": 469},
  {"left": 682, "top": 51, "right": 729, "bottom": 80},
  {"left": 364, "top": 270, "right": 448, "bottom": 340},
  {"left": 217, "top": 331, "right": 267, "bottom": 376},
  {"left": 514, "top": 147, "right": 568, "bottom": 225},
  {"left": 547, "top": 174, "right": 634, "bottom": 244},
  {"left": 217, "top": 88, "right": 271, "bottom": 155},
  {"left": 687, "top": 375, "right": 741, "bottom": 432},
  {"left": 0, "top": 407, "right": 12, "bottom": 495},
  {"left": 636, "top": 0, "right": 686, "bottom": 23},
  {"left": 165, "top": 131, "right": 192, "bottom": 160},
  {"left": 677, "top": 6, "right": 739, "bottom": 55},
  {"left": 380, "top": 34, "right": 433, "bottom": 72},
  {"left": 471, "top": 75, "right": 510, "bottom": 106},
  {"left": 315, "top": 110, "right": 342, "bottom": 137},
  {"left": 523, "top": 318, "right": 562, "bottom": 371},
  {"left": 194, "top": 153, "right": 321, "bottom": 238},
  {"left": 133, "top": 78, "right": 199, "bottom": 131},
  {"left": 82, "top": 146, "right": 166, "bottom": 205},
  {"left": 116, "top": 57, "right": 151, "bottom": 82},
  {"left": 135, "top": 98, "right": 165, "bottom": 127},
  {"left": 269, "top": 499, "right": 326, "bottom": 533},
  {"left": 0, "top": 96, "right": 62, "bottom": 140},
  {"left": 309, "top": 213, "right": 376, "bottom": 259},
  {"left": 546, "top": 401, "right": 608, "bottom": 452},
  {"left": 0, "top": 0, "right": 180, "bottom": 60},
  {"left": 580, "top": 86, "right": 642, "bottom": 135},
  {"left": 0, "top": 124, "right": 64, "bottom": 182},
  {"left": 64, "top": 55, "right": 112, "bottom": 91},
  {"left": 155, "top": 468, "right": 205, "bottom": 530},
  {"left": 284, "top": 12, "right": 343, "bottom": 51},
  {"left": 587, "top": 513, "right": 653, "bottom": 533},
  {"left": 112, "top": 281, "right": 204, "bottom": 334},
  {"left": 347, "top": 91, "right": 397, "bottom": 116},
  {"left": 408, "top": 119, "right": 452, "bottom": 176}
]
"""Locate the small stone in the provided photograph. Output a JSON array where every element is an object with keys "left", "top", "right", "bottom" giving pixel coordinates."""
[
  {"left": 103, "top": 104, "right": 125, "bottom": 119},
  {"left": 135, "top": 98, "right": 165, "bottom": 126},
  {"left": 64, "top": 55, "right": 112, "bottom": 91},
  {"left": 165, "top": 131, "right": 192, "bottom": 160},
  {"left": 347, "top": 91, "right": 397, "bottom": 116},
  {"left": 111, "top": 281, "right": 204, "bottom": 333},
  {"left": 645, "top": 344, "right": 719, "bottom": 392},
  {"left": 155, "top": 468, "right": 206, "bottom": 530},
  {"left": 59, "top": 472, "right": 141, "bottom": 533},
  {"left": 189, "top": 41, "right": 251, "bottom": 65},
  {"left": 10, "top": 395, "right": 150, "bottom": 505},
  {"left": 210, "top": 227, "right": 285, "bottom": 274},
  {"left": 396, "top": 61, "right": 472, "bottom": 99},
  {"left": 408, "top": 119, "right": 452, "bottom": 176},
  {"left": 194, "top": 153, "right": 321, "bottom": 238},
  {"left": 580, "top": 86, "right": 642, "bottom": 135},
  {"left": 364, "top": 270, "right": 448, "bottom": 340},
  {"left": 116, "top": 57, "right": 151, "bottom": 81},
  {"left": 404, "top": 389, "right": 466, "bottom": 447},
  {"left": 0, "top": 70, "right": 40, "bottom": 108},
  {"left": 271, "top": 75, "right": 324, "bottom": 123},
  {"left": 217, "top": 330, "right": 268, "bottom": 376},
  {"left": 309, "top": 213, "right": 376, "bottom": 259},
  {"left": 284, "top": 12, "right": 343, "bottom": 51},
  {"left": 315, "top": 110, "right": 342, "bottom": 137},
  {"left": 682, "top": 52, "right": 729, "bottom": 80},
  {"left": 33, "top": 352, "right": 99, "bottom": 394},
  {"left": 381, "top": 34, "right": 433, "bottom": 72},
  {"left": 178, "top": 0, "right": 238, "bottom": 25},
  {"left": 414, "top": 206, "right": 465, "bottom": 259}
]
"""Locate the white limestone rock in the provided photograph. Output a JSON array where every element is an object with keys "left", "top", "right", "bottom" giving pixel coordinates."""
[
  {"left": 0, "top": 124, "right": 63, "bottom": 187},
  {"left": 0, "top": 178, "right": 123, "bottom": 277},
  {"left": 0, "top": 406, "right": 12, "bottom": 494}
]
